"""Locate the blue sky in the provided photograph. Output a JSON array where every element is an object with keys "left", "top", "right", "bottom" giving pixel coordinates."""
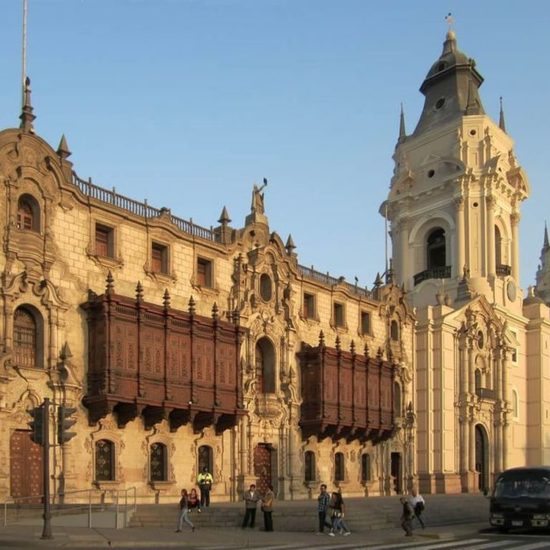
[{"left": 1, "top": 1, "right": 549, "bottom": 293}]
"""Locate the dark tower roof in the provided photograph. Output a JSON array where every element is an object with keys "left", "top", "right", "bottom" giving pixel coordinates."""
[{"left": 413, "top": 31, "right": 485, "bottom": 135}]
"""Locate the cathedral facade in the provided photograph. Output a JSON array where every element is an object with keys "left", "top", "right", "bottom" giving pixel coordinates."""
[{"left": 1, "top": 29, "right": 549, "bottom": 505}]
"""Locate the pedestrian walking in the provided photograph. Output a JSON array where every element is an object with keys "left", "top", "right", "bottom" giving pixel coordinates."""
[
  {"left": 400, "top": 495, "right": 414, "bottom": 536},
  {"left": 410, "top": 488, "right": 425, "bottom": 528},
  {"left": 241, "top": 484, "right": 260, "bottom": 528},
  {"left": 175, "top": 489, "right": 195, "bottom": 533},
  {"left": 197, "top": 466, "right": 213, "bottom": 508},
  {"left": 316, "top": 484, "right": 333, "bottom": 534},
  {"left": 328, "top": 491, "right": 351, "bottom": 536},
  {"left": 261, "top": 483, "right": 275, "bottom": 531}
]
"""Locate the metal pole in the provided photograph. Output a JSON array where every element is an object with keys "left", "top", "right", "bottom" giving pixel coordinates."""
[
  {"left": 22, "top": 0, "right": 28, "bottom": 108},
  {"left": 88, "top": 490, "right": 92, "bottom": 529},
  {"left": 41, "top": 398, "right": 53, "bottom": 539}
]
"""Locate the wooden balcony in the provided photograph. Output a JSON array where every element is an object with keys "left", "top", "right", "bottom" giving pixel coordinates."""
[
  {"left": 297, "top": 334, "right": 396, "bottom": 443},
  {"left": 82, "top": 274, "right": 245, "bottom": 433}
]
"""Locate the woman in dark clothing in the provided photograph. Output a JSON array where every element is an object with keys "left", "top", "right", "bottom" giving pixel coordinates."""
[
  {"left": 328, "top": 491, "right": 351, "bottom": 536},
  {"left": 175, "top": 489, "right": 195, "bottom": 532}
]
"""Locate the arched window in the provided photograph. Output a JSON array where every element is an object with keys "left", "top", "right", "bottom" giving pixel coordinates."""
[
  {"left": 198, "top": 445, "right": 213, "bottom": 474},
  {"left": 474, "top": 369, "right": 482, "bottom": 392},
  {"left": 512, "top": 390, "right": 519, "bottom": 418},
  {"left": 361, "top": 454, "right": 371, "bottom": 483},
  {"left": 495, "top": 226, "right": 502, "bottom": 267},
  {"left": 14, "top": 306, "right": 41, "bottom": 369},
  {"left": 427, "top": 228, "right": 446, "bottom": 269},
  {"left": 150, "top": 443, "right": 167, "bottom": 482},
  {"left": 17, "top": 194, "right": 40, "bottom": 232},
  {"left": 95, "top": 439, "right": 115, "bottom": 481},
  {"left": 393, "top": 382, "right": 402, "bottom": 416},
  {"left": 390, "top": 320, "right": 399, "bottom": 341},
  {"left": 334, "top": 452, "right": 345, "bottom": 482},
  {"left": 255, "top": 338, "right": 276, "bottom": 393},
  {"left": 304, "top": 451, "right": 316, "bottom": 482}
]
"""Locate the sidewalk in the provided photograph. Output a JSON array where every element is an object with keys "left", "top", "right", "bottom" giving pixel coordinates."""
[{"left": 0, "top": 521, "right": 488, "bottom": 549}]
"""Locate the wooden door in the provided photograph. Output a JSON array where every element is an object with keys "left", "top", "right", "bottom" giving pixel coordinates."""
[
  {"left": 254, "top": 444, "right": 272, "bottom": 494},
  {"left": 10, "top": 430, "right": 43, "bottom": 502}
]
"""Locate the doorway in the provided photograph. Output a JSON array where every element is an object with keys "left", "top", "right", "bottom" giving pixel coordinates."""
[
  {"left": 475, "top": 424, "right": 489, "bottom": 492},
  {"left": 10, "top": 430, "right": 43, "bottom": 502},
  {"left": 391, "top": 452, "right": 402, "bottom": 494},
  {"left": 254, "top": 443, "right": 276, "bottom": 494}
]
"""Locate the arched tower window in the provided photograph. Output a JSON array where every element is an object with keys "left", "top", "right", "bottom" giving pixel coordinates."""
[
  {"left": 198, "top": 445, "right": 213, "bottom": 473},
  {"left": 17, "top": 194, "right": 40, "bottom": 232},
  {"left": 150, "top": 443, "right": 167, "bottom": 482},
  {"left": 95, "top": 439, "right": 115, "bottom": 481},
  {"left": 361, "top": 454, "right": 371, "bottom": 482},
  {"left": 495, "top": 226, "right": 502, "bottom": 267},
  {"left": 255, "top": 337, "right": 276, "bottom": 393},
  {"left": 474, "top": 369, "right": 482, "bottom": 392},
  {"left": 304, "top": 451, "right": 316, "bottom": 482},
  {"left": 334, "top": 452, "right": 345, "bottom": 482},
  {"left": 427, "top": 228, "right": 446, "bottom": 269},
  {"left": 14, "top": 306, "right": 42, "bottom": 369}
]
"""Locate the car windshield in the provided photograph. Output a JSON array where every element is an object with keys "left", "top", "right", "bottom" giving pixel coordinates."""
[{"left": 494, "top": 476, "right": 550, "bottom": 498}]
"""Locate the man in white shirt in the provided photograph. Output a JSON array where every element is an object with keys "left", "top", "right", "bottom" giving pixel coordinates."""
[{"left": 409, "top": 488, "right": 425, "bottom": 529}]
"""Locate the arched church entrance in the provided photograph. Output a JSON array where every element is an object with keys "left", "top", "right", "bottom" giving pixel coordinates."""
[{"left": 475, "top": 424, "right": 489, "bottom": 492}]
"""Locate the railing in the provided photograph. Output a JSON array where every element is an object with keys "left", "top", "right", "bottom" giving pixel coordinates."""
[
  {"left": 298, "top": 265, "right": 373, "bottom": 299},
  {"left": 72, "top": 173, "right": 215, "bottom": 241},
  {"left": 413, "top": 265, "right": 452, "bottom": 286},
  {"left": 2, "top": 486, "right": 137, "bottom": 529},
  {"left": 496, "top": 264, "right": 512, "bottom": 276},
  {"left": 476, "top": 387, "right": 496, "bottom": 400}
]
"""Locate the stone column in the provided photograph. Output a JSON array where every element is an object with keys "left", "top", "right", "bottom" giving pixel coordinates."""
[
  {"left": 511, "top": 212, "right": 520, "bottom": 281},
  {"left": 487, "top": 196, "right": 496, "bottom": 277},
  {"left": 468, "top": 343, "right": 475, "bottom": 395},
  {"left": 501, "top": 349, "right": 510, "bottom": 470},
  {"left": 399, "top": 220, "right": 409, "bottom": 290},
  {"left": 455, "top": 197, "right": 465, "bottom": 278}
]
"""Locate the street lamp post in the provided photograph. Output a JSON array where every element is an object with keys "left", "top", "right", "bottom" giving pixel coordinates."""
[{"left": 404, "top": 401, "right": 416, "bottom": 492}]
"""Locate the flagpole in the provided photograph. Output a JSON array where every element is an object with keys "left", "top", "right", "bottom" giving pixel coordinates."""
[{"left": 22, "top": 0, "right": 28, "bottom": 107}]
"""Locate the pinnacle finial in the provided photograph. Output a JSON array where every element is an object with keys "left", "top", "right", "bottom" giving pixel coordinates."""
[
  {"left": 106, "top": 271, "right": 115, "bottom": 294},
  {"left": 135, "top": 281, "right": 144, "bottom": 303},
  {"left": 285, "top": 234, "right": 296, "bottom": 254},
  {"left": 57, "top": 134, "right": 71, "bottom": 160},
  {"left": 163, "top": 288, "right": 171, "bottom": 309},
  {"left": 218, "top": 206, "right": 231, "bottom": 225},
  {"left": 544, "top": 222, "right": 549, "bottom": 251},
  {"left": 19, "top": 76, "right": 35, "bottom": 133},
  {"left": 499, "top": 96, "right": 507, "bottom": 133},
  {"left": 188, "top": 295, "right": 196, "bottom": 315}
]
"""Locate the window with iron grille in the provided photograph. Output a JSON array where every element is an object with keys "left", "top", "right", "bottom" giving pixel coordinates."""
[
  {"left": 95, "top": 439, "right": 115, "bottom": 481},
  {"left": 14, "top": 307, "right": 38, "bottom": 368},
  {"left": 361, "top": 311, "right": 371, "bottom": 335},
  {"left": 333, "top": 302, "right": 345, "bottom": 327},
  {"left": 335, "top": 452, "right": 345, "bottom": 482},
  {"left": 305, "top": 451, "right": 316, "bottom": 482},
  {"left": 198, "top": 445, "right": 213, "bottom": 473},
  {"left": 150, "top": 443, "right": 167, "bottom": 482},
  {"left": 361, "top": 454, "right": 371, "bottom": 482},
  {"left": 17, "top": 195, "right": 40, "bottom": 231}
]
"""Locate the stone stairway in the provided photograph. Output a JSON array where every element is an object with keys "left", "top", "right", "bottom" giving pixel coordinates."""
[{"left": 129, "top": 494, "right": 490, "bottom": 532}]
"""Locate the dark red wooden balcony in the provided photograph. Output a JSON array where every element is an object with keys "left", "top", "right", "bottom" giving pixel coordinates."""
[
  {"left": 82, "top": 273, "right": 245, "bottom": 433},
  {"left": 298, "top": 332, "right": 396, "bottom": 443}
]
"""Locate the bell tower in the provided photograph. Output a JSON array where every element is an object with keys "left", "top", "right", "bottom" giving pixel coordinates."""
[{"left": 382, "top": 30, "right": 530, "bottom": 310}]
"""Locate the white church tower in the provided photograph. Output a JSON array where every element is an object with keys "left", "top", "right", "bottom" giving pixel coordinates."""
[{"left": 382, "top": 30, "right": 550, "bottom": 494}]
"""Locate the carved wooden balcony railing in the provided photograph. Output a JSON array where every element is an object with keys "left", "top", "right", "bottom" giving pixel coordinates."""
[
  {"left": 82, "top": 273, "right": 245, "bottom": 433},
  {"left": 297, "top": 332, "right": 396, "bottom": 443}
]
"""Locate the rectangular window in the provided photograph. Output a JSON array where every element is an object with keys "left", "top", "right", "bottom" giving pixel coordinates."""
[
  {"left": 334, "top": 302, "right": 345, "bottom": 327},
  {"left": 197, "top": 257, "right": 213, "bottom": 288},
  {"left": 95, "top": 224, "right": 114, "bottom": 258},
  {"left": 151, "top": 242, "right": 168, "bottom": 274},
  {"left": 361, "top": 311, "right": 371, "bottom": 335},
  {"left": 510, "top": 330, "right": 518, "bottom": 364},
  {"left": 303, "top": 293, "right": 315, "bottom": 319}
]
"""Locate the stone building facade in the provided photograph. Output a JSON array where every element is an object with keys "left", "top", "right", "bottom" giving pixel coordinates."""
[
  {"left": 383, "top": 31, "right": 550, "bottom": 494},
  {"left": 0, "top": 85, "right": 414, "bottom": 503}
]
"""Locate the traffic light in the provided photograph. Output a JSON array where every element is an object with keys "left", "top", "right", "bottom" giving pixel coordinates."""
[
  {"left": 57, "top": 406, "right": 77, "bottom": 444},
  {"left": 29, "top": 405, "right": 44, "bottom": 445}
]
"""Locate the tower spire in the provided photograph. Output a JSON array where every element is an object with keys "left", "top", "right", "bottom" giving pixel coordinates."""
[
  {"left": 398, "top": 103, "right": 407, "bottom": 142},
  {"left": 499, "top": 96, "right": 507, "bottom": 132},
  {"left": 544, "top": 221, "right": 549, "bottom": 251},
  {"left": 19, "top": 76, "right": 35, "bottom": 133}
]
